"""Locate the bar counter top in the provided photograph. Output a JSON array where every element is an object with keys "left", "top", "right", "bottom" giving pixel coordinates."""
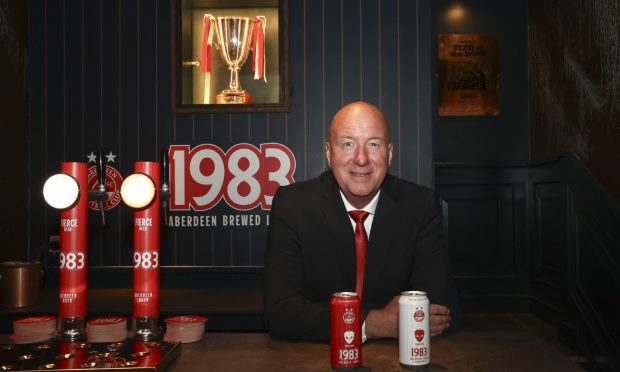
[
  {"left": 169, "top": 330, "right": 584, "bottom": 371},
  {"left": 0, "top": 284, "right": 586, "bottom": 370},
  {"left": 0, "top": 325, "right": 584, "bottom": 371}
]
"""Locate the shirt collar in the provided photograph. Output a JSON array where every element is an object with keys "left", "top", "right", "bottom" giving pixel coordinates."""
[{"left": 340, "top": 190, "right": 381, "bottom": 215}]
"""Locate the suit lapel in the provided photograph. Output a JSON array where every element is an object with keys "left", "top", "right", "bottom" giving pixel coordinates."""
[
  {"left": 365, "top": 175, "right": 400, "bottom": 293},
  {"left": 318, "top": 172, "right": 357, "bottom": 290}
]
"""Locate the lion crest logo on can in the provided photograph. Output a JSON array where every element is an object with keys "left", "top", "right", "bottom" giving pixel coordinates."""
[
  {"left": 414, "top": 309, "right": 425, "bottom": 322},
  {"left": 342, "top": 310, "right": 355, "bottom": 325}
]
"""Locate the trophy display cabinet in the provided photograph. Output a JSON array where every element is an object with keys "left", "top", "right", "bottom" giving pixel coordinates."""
[{"left": 172, "top": 0, "right": 289, "bottom": 112}]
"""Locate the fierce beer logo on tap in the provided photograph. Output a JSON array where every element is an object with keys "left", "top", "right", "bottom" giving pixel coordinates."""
[{"left": 87, "top": 151, "right": 123, "bottom": 211}]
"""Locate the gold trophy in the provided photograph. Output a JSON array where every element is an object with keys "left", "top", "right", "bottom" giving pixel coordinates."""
[{"left": 204, "top": 15, "right": 265, "bottom": 104}]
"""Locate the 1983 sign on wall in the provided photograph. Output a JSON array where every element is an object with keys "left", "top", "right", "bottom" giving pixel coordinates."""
[{"left": 169, "top": 143, "right": 296, "bottom": 211}]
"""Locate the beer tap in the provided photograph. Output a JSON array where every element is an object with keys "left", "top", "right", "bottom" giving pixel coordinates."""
[
  {"left": 119, "top": 149, "right": 171, "bottom": 341},
  {"left": 160, "top": 149, "right": 170, "bottom": 227},
  {"left": 43, "top": 162, "right": 89, "bottom": 341},
  {"left": 120, "top": 159, "right": 162, "bottom": 341},
  {"left": 42, "top": 149, "right": 110, "bottom": 341},
  {"left": 88, "top": 149, "right": 107, "bottom": 226}
]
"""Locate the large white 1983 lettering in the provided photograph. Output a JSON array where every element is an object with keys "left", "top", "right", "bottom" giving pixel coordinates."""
[
  {"left": 263, "top": 145, "right": 293, "bottom": 206},
  {"left": 190, "top": 147, "right": 225, "bottom": 207},
  {"left": 226, "top": 145, "right": 261, "bottom": 208},
  {"left": 169, "top": 143, "right": 296, "bottom": 211}
]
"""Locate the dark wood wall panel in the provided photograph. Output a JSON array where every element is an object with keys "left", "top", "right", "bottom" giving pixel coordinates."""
[
  {"left": 565, "top": 159, "right": 620, "bottom": 370},
  {"left": 435, "top": 167, "right": 529, "bottom": 311},
  {"left": 567, "top": 206, "right": 620, "bottom": 371},
  {"left": 530, "top": 181, "right": 566, "bottom": 316},
  {"left": 436, "top": 153, "right": 620, "bottom": 368},
  {"left": 574, "top": 217, "right": 619, "bottom": 329},
  {"left": 528, "top": 154, "right": 620, "bottom": 370},
  {"left": 28, "top": 0, "right": 433, "bottom": 276}
]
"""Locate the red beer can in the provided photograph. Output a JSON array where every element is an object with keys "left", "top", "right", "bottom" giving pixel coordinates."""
[{"left": 330, "top": 292, "right": 362, "bottom": 369}]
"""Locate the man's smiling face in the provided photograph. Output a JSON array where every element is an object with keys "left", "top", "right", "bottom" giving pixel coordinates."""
[{"left": 325, "top": 102, "right": 393, "bottom": 209}]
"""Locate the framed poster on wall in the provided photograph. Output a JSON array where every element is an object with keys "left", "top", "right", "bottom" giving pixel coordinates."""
[{"left": 437, "top": 34, "right": 499, "bottom": 116}]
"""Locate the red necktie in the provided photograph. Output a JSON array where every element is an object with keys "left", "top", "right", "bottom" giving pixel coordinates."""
[{"left": 349, "top": 210, "right": 369, "bottom": 299}]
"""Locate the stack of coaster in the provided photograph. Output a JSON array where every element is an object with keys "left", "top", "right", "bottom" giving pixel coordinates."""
[
  {"left": 164, "top": 315, "right": 208, "bottom": 343},
  {"left": 10, "top": 316, "right": 57, "bottom": 344},
  {"left": 86, "top": 316, "right": 128, "bottom": 342}
]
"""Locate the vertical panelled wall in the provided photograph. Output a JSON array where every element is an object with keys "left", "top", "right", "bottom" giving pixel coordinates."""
[
  {"left": 431, "top": 0, "right": 530, "bottom": 311},
  {"left": 0, "top": 0, "right": 28, "bottom": 262},
  {"left": 28, "top": 0, "right": 433, "bottom": 274}
]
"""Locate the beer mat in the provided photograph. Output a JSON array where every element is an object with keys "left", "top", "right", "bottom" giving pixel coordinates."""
[
  {"left": 86, "top": 317, "right": 129, "bottom": 343},
  {"left": 86, "top": 332, "right": 128, "bottom": 344},
  {"left": 87, "top": 316, "right": 128, "bottom": 326},
  {"left": 13, "top": 317, "right": 57, "bottom": 337},
  {"left": 0, "top": 339, "right": 181, "bottom": 371},
  {"left": 164, "top": 316, "right": 207, "bottom": 344},
  {"left": 13, "top": 316, "right": 56, "bottom": 324},
  {"left": 164, "top": 316, "right": 207, "bottom": 324}
]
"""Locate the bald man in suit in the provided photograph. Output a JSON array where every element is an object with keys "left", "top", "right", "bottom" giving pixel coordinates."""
[{"left": 264, "top": 101, "right": 452, "bottom": 341}]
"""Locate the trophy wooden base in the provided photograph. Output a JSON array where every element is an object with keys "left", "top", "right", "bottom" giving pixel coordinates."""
[{"left": 215, "top": 90, "right": 253, "bottom": 104}]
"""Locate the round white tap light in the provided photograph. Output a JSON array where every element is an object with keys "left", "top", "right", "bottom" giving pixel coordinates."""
[
  {"left": 43, "top": 174, "right": 80, "bottom": 209},
  {"left": 120, "top": 173, "right": 156, "bottom": 209}
]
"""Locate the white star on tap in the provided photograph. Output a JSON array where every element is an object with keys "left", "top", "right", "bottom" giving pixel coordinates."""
[
  {"left": 87, "top": 152, "right": 97, "bottom": 163},
  {"left": 105, "top": 151, "right": 117, "bottom": 163}
]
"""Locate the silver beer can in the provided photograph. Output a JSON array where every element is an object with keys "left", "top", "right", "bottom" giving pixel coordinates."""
[{"left": 399, "top": 290, "right": 430, "bottom": 367}]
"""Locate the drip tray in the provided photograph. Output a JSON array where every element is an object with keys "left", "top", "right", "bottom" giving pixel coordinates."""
[{"left": 0, "top": 339, "right": 180, "bottom": 371}]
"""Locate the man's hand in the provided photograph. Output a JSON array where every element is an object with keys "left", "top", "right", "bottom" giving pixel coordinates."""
[
  {"left": 365, "top": 296, "right": 400, "bottom": 339},
  {"left": 429, "top": 303, "right": 451, "bottom": 336},
  {"left": 365, "top": 299, "right": 451, "bottom": 339}
]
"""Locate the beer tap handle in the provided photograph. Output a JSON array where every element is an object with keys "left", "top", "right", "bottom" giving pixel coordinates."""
[
  {"left": 97, "top": 148, "right": 107, "bottom": 226},
  {"left": 160, "top": 148, "right": 169, "bottom": 227},
  {"left": 97, "top": 149, "right": 106, "bottom": 191}
]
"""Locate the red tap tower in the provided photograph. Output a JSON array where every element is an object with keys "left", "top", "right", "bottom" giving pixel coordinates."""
[
  {"left": 57, "top": 162, "right": 88, "bottom": 341},
  {"left": 130, "top": 162, "right": 162, "bottom": 340}
]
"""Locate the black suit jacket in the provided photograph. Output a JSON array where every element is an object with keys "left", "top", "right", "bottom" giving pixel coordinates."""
[{"left": 264, "top": 171, "right": 448, "bottom": 341}]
